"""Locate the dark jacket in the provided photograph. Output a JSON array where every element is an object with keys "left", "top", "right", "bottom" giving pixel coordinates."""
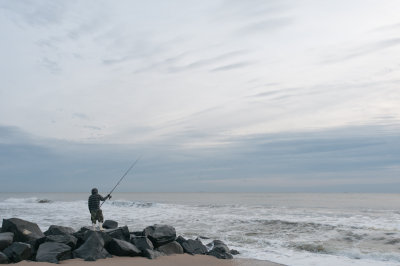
[{"left": 88, "top": 193, "right": 106, "bottom": 211}]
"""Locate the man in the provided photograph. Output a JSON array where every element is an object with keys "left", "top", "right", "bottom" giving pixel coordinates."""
[{"left": 88, "top": 188, "right": 111, "bottom": 230}]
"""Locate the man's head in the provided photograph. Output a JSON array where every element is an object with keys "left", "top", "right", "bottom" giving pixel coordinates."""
[{"left": 91, "top": 188, "right": 98, "bottom": 195}]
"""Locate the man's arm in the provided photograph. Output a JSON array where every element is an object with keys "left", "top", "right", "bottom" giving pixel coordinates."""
[{"left": 99, "top": 194, "right": 112, "bottom": 201}]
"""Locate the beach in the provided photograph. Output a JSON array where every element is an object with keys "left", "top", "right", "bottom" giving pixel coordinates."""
[{"left": 15, "top": 255, "right": 282, "bottom": 266}]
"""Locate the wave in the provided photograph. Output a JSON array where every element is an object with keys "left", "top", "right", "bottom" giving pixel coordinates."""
[
  {"left": 106, "top": 200, "right": 154, "bottom": 208},
  {"left": 3, "top": 197, "right": 52, "bottom": 204}
]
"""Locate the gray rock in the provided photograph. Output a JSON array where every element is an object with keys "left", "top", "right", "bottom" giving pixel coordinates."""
[
  {"left": 142, "top": 249, "right": 164, "bottom": 259},
  {"left": 73, "top": 231, "right": 111, "bottom": 261},
  {"left": 44, "top": 225, "right": 75, "bottom": 236},
  {"left": 37, "top": 234, "right": 78, "bottom": 249},
  {"left": 143, "top": 225, "right": 176, "bottom": 248},
  {"left": 0, "top": 252, "right": 8, "bottom": 264},
  {"left": 102, "top": 220, "right": 118, "bottom": 229},
  {"left": 156, "top": 241, "right": 183, "bottom": 255},
  {"left": 130, "top": 236, "right": 154, "bottom": 251},
  {"left": 36, "top": 242, "right": 71, "bottom": 263},
  {"left": 207, "top": 240, "right": 233, "bottom": 259},
  {"left": 176, "top": 236, "right": 207, "bottom": 255},
  {"left": 230, "top": 249, "right": 240, "bottom": 255},
  {"left": 106, "top": 238, "right": 141, "bottom": 257},
  {"left": 3, "top": 242, "right": 32, "bottom": 262},
  {"left": 0, "top": 232, "right": 14, "bottom": 251},
  {"left": 105, "top": 226, "right": 130, "bottom": 241},
  {"left": 1, "top": 218, "right": 44, "bottom": 244}
]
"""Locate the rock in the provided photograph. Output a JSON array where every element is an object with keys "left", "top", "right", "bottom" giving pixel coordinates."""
[
  {"left": 37, "top": 234, "right": 78, "bottom": 249},
  {"left": 36, "top": 242, "right": 71, "bottom": 263},
  {"left": 130, "top": 236, "right": 154, "bottom": 251},
  {"left": 131, "top": 231, "right": 144, "bottom": 237},
  {"left": 1, "top": 218, "right": 44, "bottom": 244},
  {"left": 0, "top": 252, "right": 8, "bottom": 264},
  {"left": 72, "top": 227, "right": 92, "bottom": 249},
  {"left": 207, "top": 240, "right": 233, "bottom": 259},
  {"left": 143, "top": 225, "right": 176, "bottom": 248},
  {"left": 3, "top": 242, "right": 32, "bottom": 262},
  {"left": 230, "top": 249, "right": 240, "bottom": 255},
  {"left": 142, "top": 249, "right": 164, "bottom": 259},
  {"left": 73, "top": 231, "right": 111, "bottom": 261},
  {"left": 156, "top": 241, "right": 183, "bottom": 255},
  {"left": 0, "top": 232, "right": 14, "bottom": 251},
  {"left": 102, "top": 220, "right": 118, "bottom": 229},
  {"left": 106, "top": 238, "right": 141, "bottom": 257},
  {"left": 44, "top": 225, "right": 75, "bottom": 236},
  {"left": 176, "top": 236, "right": 207, "bottom": 255},
  {"left": 105, "top": 226, "right": 130, "bottom": 241}
]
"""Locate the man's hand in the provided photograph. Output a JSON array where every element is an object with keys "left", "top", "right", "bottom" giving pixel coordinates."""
[{"left": 107, "top": 194, "right": 112, "bottom": 199}]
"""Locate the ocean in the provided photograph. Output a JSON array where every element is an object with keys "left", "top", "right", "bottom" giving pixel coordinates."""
[{"left": 1, "top": 193, "right": 399, "bottom": 266}]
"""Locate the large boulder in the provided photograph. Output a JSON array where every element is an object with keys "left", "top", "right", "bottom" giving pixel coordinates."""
[
  {"left": 156, "top": 241, "right": 183, "bottom": 255},
  {"left": 44, "top": 225, "right": 75, "bottom": 236},
  {"left": 1, "top": 218, "right": 44, "bottom": 244},
  {"left": 102, "top": 220, "right": 118, "bottom": 229},
  {"left": 176, "top": 236, "right": 207, "bottom": 255},
  {"left": 130, "top": 236, "right": 154, "bottom": 251},
  {"left": 36, "top": 242, "right": 72, "bottom": 263},
  {"left": 106, "top": 238, "right": 141, "bottom": 257},
  {"left": 207, "top": 240, "right": 233, "bottom": 259},
  {"left": 36, "top": 234, "right": 78, "bottom": 249},
  {"left": 73, "top": 231, "right": 111, "bottom": 261},
  {"left": 0, "top": 232, "right": 14, "bottom": 251},
  {"left": 3, "top": 242, "right": 32, "bottom": 262},
  {"left": 143, "top": 225, "right": 176, "bottom": 248},
  {"left": 105, "top": 226, "right": 130, "bottom": 241},
  {"left": 0, "top": 252, "right": 8, "bottom": 264}
]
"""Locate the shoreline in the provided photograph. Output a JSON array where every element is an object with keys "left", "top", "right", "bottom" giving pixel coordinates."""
[{"left": 15, "top": 255, "right": 284, "bottom": 266}]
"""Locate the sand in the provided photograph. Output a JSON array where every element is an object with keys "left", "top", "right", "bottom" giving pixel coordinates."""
[{"left": 15, "top": 254, "right": 284, "bottom": 266}]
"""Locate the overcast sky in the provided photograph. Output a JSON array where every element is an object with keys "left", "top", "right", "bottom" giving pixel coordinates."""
[{"left": 0, "top": 0, "right": 399, "bottom": 192}]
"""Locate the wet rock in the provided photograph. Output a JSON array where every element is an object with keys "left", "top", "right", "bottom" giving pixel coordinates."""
[
  {"left": 143, "top": 225, "right": 176, "bottom": 248},
  {"left": 36, "top": 242, "right": 71, "bottom": 263},
  {"left": 73, "top": 231, "right": 111, "bottom": 261},
  {"left": 230, "top": 249, "right": 240, "bottom": 255},
  {"left": 72, "top": 227, "right": 92, "bottom": 248},
  {"left": 105, "top": 226, "right": 130, "bottom": 241},
  {"left": 1, "top": 218, "right": 44, "bottom": 244},
  {"left": 130, "top": 236, "right": 154, "bottom": 251},
  {"left": 0, "top": 232, "right": 14, "bottom": 251},
  {"left": 176, "top": 236, "right": 208, "bottom": 255},
  {"left": 44, "top": 225, "right": 75, "bottom": 236},
  {"left": 207, "top": 240, "right": 233, "bottom": 259},
  {"left": 106, "top": 238, "right": 141, "bottom": 257},
  {"left": 102, "top": 220, "right": 118, "bottom": 229},
  {"left": 0, "top": 252, "right": 8, "bottom": 264},
  {"left": 131, "top": 231, "right": 144, "bottom": 237},
  {"left": 3, "top": 242, "right": 32, "bottom": 263},
  {"left": 37, "top": 234, "right": 78, "bottom": 249},
  {"left": 142, "top": 248, "right": 164, "bottom": 259},
  {"left": 156, "top": 241, "right": 183, "bottom": 255}
]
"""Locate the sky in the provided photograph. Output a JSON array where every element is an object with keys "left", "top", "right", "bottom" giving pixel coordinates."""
[{"left": 0, "top": 0, "right": 399, "bottom": 192}]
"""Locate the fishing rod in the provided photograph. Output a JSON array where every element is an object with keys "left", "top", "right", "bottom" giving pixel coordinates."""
[{"left": 100, "top": 156, "right": 141, "bottom": 207}]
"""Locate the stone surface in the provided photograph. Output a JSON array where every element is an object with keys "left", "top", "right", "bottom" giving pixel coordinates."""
[
  {"left": 143, "top": 225, "right": 176, "bottom": 248},
  {"left": 0, "top": 252, "right": 8, "bottom": 264},
  {"left": 106, "top": 238, "right": 141, "bottom": 257},
  {"left": 0, "top": 232, "right": 14, "bottom": 251},
  {"left": 102, "top": 220, "right": 118, "bottom": 229},
  {"left": 37, "top": 234, "right": 78, "bottom": 249},
  {"left": 36, "top": 242, "right": 72, "bottom": 263},
  {"left": 3, "top": 242, "right": 32, "bottom": 263},
  {"left": 156, "top": 241, "right": 183, "bottom": 255},
  {"left": 44, "top": 225, "right": 75, "bottom": 236},
  {"left": 105, "top": 226, "right": 130, "bottom": 241},
  {"left": 73, "top": 231, "right": 111, "bottom": 261},
  {"left": 1, "top": 218, "right": 44, "bottom": 244},
  {"left": 130, "top": 236, "right": 154, "bottom": 251},
  {"left": 207, "top": 240, "right": 233, "bottom": 259},
  {"left": 142, "top": 248, "right": 164, "bottom": 259},
  {"left": 176, "top": 236, "right": 208, "bottom": 255},
  {"left": 230, "top": 249, "right": 240, "bottom": 255}
]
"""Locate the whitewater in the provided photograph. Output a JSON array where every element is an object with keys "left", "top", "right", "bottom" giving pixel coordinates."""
[{"left": 1, "top": 193, "right": 399, "bottom": 266}]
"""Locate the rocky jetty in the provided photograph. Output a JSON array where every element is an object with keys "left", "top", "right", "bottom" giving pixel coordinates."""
[{"left": 0, "top": 218, "right": 237, "bottom": 264}]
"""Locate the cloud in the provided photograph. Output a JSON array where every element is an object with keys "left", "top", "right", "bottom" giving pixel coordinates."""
[{"left": 235, "top": 17, "right": 293, "bottom": 35}]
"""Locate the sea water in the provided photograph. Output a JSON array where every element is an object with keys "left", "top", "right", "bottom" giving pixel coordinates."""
[{"left": 0, "top": 193, "right": 399, "bottom": 266}]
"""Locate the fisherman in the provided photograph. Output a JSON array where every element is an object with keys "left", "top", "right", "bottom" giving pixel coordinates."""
[{"left": 88, "top": 188, "right": 111, "bottom": 230}]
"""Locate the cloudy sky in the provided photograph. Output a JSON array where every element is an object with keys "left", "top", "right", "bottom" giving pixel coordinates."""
[{"left": 0, "top": 0, "right": 399, "bottom": 192}]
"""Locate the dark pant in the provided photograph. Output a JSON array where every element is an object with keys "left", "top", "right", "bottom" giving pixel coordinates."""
[{"left": 90, "top": 209, "right": 104, "bottom": 223}]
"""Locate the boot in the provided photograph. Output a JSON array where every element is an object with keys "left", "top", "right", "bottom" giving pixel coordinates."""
[
  {"left": 99, "top": 223, "right": 104, "bottom": 231},
  {"left": 92, "top": 223, "right": 96, "bottom": 230}
]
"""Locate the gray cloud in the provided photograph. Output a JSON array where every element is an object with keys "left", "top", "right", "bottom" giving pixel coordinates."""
[
  {"left": 211, "top": 61, "right": 254, "bottom": 72},
  {"left": 236, "top": 17, "right": 293, "bottom": 36}
]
